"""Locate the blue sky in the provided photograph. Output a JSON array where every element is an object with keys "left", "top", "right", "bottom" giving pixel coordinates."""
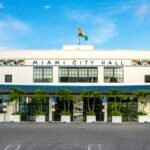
[{"left": 0, "top": 0, "right": 150, "bottom": 49}]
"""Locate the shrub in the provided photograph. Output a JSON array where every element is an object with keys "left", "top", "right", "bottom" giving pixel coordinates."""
[
  {"left": 111, "top": 111, "right": 122, "bottom": 116},
  {"left": 34, "top": 111, "right": 46, "bottom": 116},
  {"left": 138, "top": 111, "right": 147, "bottom": 116},
  {"left": 60, "top": 111, "right": 71, "bottom": 115},
  {"left": 86, "top": 111, "right": 95, "bottom": 116},
  {"left": 12, "top": 111, "right": 21, "bottom": 115}
]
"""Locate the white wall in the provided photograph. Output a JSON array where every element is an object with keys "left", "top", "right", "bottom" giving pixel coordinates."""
[
  {"left": 124, "top": 67, "right": 150, "bottom": 83},
  {"left": 98, "top": 67, "right": 104, "bottom": 83},
  {"left": 0, "top": 46, "right": 150, "bottom": 85},
  {"left": 0, "top": 66, "right": 150, "bottom": 85},
  {"left": 0, "top": 66, "right": 33, "bottom": 84},
  {"left": 53, "top": 66, "right": 59, "bottom": 83},
  {"left": 0, "top": 49, "right": 150, "bottom": 60}
]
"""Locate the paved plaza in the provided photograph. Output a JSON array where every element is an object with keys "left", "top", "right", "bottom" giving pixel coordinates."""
[{"left": 0, "top": 122, "right": 150, "bottom": 150}]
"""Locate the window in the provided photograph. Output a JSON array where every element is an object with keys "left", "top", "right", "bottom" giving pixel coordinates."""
[
  {"left": 33, "top": 67, "right": 53, "bottom": 83},
  {"left": 59, "top": 67, "right": 98, "bottom": 82},
  {"left": 5, "top": 75, "right": 12, "bottom": 82},
  {"left": 145, "top": 75, "right": 150, "bottom": 83},
  {"left": 104, "top": 67, "right": 123, "bottom": 83}
]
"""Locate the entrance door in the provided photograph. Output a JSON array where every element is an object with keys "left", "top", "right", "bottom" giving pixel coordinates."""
[
  {"left": 122, "top": 100, "right": 138, "bottom": 122},
  {"left": 107, "top": 98, "right": 138, "bottom": 122},
  {"left": 19, "top": 99, "right": 49, "bottom": 121}
]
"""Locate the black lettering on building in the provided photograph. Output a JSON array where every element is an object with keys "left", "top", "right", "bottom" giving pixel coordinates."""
[
  {"left": 33, "top": 60, "right": 38, "bottom": 65},
  {"left": 72, "top": 60, "right": 77, "bottom": 65},
  {"left": 55, "top": 60, "right": 60, "bottom": 65},
  {"left": 101, "top": 61, "right": 105, "bottom": 65},
  {"left": 90, "top": 60, "right": 94, "bottom": 65},
  {"left": 47, "top": 61, "right": 51, "bottom": 65},
  {"left": 115, "top": 61, "right": 118, "bottom": 65},
  {"left": 85, "top": 60, "right": 88, "bottom": 65},
  {"left": 121, "top": 61, "right": 124, "bottom": 65}
]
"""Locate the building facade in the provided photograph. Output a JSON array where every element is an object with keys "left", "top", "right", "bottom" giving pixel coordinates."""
[{"left": 0, "top": 45, "right": 150, "bottom": 122}]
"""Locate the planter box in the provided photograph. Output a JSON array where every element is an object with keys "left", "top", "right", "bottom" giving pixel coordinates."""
[
  {"left": 112, "top": 116, "right": 122, "bottom": 123},
  {"left": 0, "top": 113, "right": 4, "bottom": 122},
  {"left": 36, "top": 115, "right": 46, "bottom": 122},
  {"left": 61, "top": 115, "right": 71, "bottom": 123},
  {"left": 138, "top": 115, "right": 149, "bottom": 123},
  {"left": 86, "top": 115, "right": 96, "bottom": 123},
  {"left": 10, "top": 115, "right": 21, "bottom": 122}
]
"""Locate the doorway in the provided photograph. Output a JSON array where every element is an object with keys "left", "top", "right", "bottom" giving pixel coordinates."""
[{"left": 19, "top": 97, "right": 49, "bottom": 121}]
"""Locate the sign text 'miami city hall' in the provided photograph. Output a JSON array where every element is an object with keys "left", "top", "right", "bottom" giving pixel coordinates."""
[{"left": 0, "top": 59, "right": 150, "bottom": 66}]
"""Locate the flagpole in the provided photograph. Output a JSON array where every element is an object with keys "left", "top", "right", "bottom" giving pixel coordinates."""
[{"left": 78, "top": 35, "right": 81, "bottom": 45}]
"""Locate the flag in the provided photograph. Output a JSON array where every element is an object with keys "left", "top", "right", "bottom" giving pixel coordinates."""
[{"left": 78, "top": 27, "right": 88, "bottom": 41}]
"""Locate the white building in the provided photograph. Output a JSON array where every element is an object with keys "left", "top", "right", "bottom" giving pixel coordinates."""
[{"left": 0, "top": 45, "right": 150, "bottom": 122}]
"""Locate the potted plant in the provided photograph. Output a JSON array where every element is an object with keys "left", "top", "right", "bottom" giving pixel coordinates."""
[
  {"left": 111, "top": 111, "right": 122, "bottom": 123},
  {"left": 33, "top": 89, "right": 48, "bottom": 122},
  {"left": 109, "top": 90, "right": 123, "bottom": 123},
  {"left": 60, "top": 111, "right": 71, "bottom": 123},
  {"left": 133, "top": 91, "right": 149, "bottom": 123},
  {"left": 81, "top": 90, "right": 101, "bottom": 123},
  {"left": 35, "top": 111, "right": 46, "bottom": 122},
  {"left": 8, "top": 88, "right": 24, "bottom": 122},
  {"left": 86, "top": 111, "right": 96, "bottom": 123},
  {"left": 58, "top": 89, "right": 75, "bottom": 123}
]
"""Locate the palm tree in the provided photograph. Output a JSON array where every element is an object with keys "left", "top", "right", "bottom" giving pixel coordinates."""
[
  {"left": 33, "top": 89, "right": 48, "bottom": 113},
  {"left": 80, "top": 90, "right": 94, "bottom": 112},
  {"left": 133, "top": 90, "right": 149, "bottom": 114},
  {"left": 8, "top": 88, "right": 24, "bottom": 114},
  {"left": 66, "top": 95, "right": 77, "bottom": 113},
  {"left": 109, "top": 90, "right": 123, "bottom": 113},
  {"left": 92, "top": 91, "right": 102, "bottom": 113},
  {"left": 57, "top": 89, "right": 72, "bottom": 112}
]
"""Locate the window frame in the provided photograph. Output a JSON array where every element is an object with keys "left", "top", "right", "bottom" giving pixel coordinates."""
[
  {"left": 33, "top": 67, "right": 53, "bottom": 83},
  {"left": 145, "top": 75, "right": 150, "bottom": 83},
  {"left": 5, "top": 74, "right": 12, "bottom": 83},
  {"left": 104, "top": 67, "right": 124, "bottom": 83},
  {"left": 59, "top": 67, "right": 98, "bottom": 83}
]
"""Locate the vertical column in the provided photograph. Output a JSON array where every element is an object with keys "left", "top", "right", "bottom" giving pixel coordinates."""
[
  {"left": 102, "top": 97, "right": 107, "bottom": 122},
  {"left": 98, "top": 66, "right": 103, "bottom": 84},
  {"left": 53, "top": 66, "right": 59, "bottom": 83},
  {"left": 49, "top": 97, "right": 57, "bottom": 121},
  {"left": 104, "top": 102, "right": 107, "bottom": 122}
]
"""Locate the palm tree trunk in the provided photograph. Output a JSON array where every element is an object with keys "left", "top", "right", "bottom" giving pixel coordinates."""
[
  {"left": 38, "top": 99, "right": 40, "bottom": 112},
  {"left": 64, "top": 101, "right": 66, "bottom": 111},
  {"left": 15, "top": 100, "right": 17, "bottom": 112},
  {"left": 41, "top": 100, "right": 43, "bottom": 112},
  {"left": 92, "top": 98, "right": 95, "bottom": 113},
  {"left": 119, "top": 100, "right": 121, "bottom": 112},
  {"left": 115, "top": 97, "right": 117, "bottom": 112},
  {"left": 68, "top": 101, "right": 70, "bottom": 112},
  {"left": 12, "top": 102, "right": 14, "bottom": 113},
  {"left": 87, "top": 97, "right": 90, "bottom": 112}
]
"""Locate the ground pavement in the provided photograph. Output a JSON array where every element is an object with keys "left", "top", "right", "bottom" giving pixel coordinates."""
[{"left": 0, "top": 122, "right": 150, "bottom": 150}]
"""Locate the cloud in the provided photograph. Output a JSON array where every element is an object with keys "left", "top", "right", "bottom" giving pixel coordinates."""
[
  {"left": 44, "top": 5, "right": 51, "bottom": 10},
  {"left": 135, "top": 3, "right": 150, "bottom": 21},
  {"left": 0, "top": 3, "right": 4, "bottom": 9},
  {"left": 67, "top": 11, "right": 117, "bottom": 45},
  {"left": 89, "top": 21, "right": 117, "bottom": 45},
  {"left": 0, "top": 16, "right": 31, "bottom": 48}
]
